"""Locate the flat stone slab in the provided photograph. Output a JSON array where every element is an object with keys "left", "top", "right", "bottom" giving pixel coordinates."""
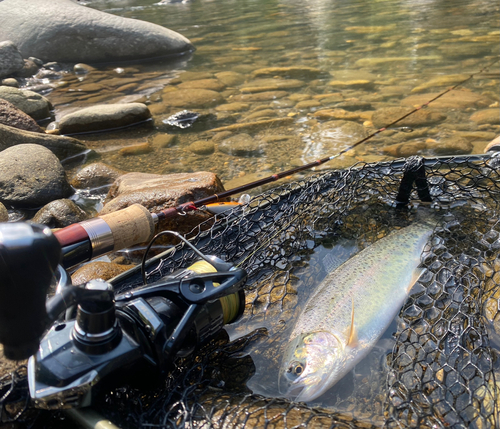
[
  {"left": 0, "top": 0, "right": 193, "bottom": 63},
  {"left": 58, "top": 103, "right": 152, "bottom": 135}
]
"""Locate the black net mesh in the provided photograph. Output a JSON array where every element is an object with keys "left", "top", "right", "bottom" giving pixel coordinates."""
[{"left": 2, "top": 153, "right": 500, "bottom": 428}]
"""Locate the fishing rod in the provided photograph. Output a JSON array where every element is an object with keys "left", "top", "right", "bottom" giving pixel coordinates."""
[{"left": 53, "top": 58, "right": 500, "bottom": 267}]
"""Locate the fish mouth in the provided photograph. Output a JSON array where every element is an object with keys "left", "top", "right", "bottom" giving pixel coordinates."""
[{"left": 278, "top": 373, "right": 322, "bottom": 402}]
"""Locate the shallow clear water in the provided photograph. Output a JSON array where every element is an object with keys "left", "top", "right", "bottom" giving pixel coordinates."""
[{"left": 42, "top": 0, "right": 499, "bottom": 190}]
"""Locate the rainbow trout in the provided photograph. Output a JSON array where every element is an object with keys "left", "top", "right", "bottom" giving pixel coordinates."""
[{"left": 279, "top": 220, "right": 434, "bottom": 402}]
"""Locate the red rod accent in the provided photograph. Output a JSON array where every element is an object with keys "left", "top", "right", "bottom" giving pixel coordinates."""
[{"left": 54, "top": 224, "right": 89, "bottom": 247}]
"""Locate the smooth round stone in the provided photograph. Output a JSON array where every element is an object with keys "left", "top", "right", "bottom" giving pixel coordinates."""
[
  {"left": 58, "top": 103, "right": 152, "bottom": 135},
  {"left": 215, "top": 71, "right": 245, "bottom": 87},
  {"left": 163, "top": 88, "right": 225, "bottom": 108},
  {"left": 0, "top": 202, "right": 7, "bottom": 221},
  {"left": 218, "top": 133, "right": 264, "bottom": 157},
  {"left": 71, "top": 162, "right": 125, "bottom": 189},
  {"left": 0, "top": 85, "right": 52, "bottom": 120},
  {"left": 0, "top": 144, "right": 73, "bottom": 208},
  {"left": 1, "top": 78, "right": 19, "bottom": 87},
  {"left": 215, "top": 102, "right": 249, "bottom": 112},
  {"left": 32, "top": 198, "right": 90, "bottom": 228},
  {"left": 188, "top": 140, "right": 215, "bottom": 155},
  {"left": 178, "top": 79, "right": 226, "bottom": 92},
  {"left": 74, "top": 63, "right": 96, "bottom": 74},
  {"left": 0, "top": 0, "right": 193, "bottom": 63},
  {"left": 469, "top": 109, "right": 499, "bottom": 125}
]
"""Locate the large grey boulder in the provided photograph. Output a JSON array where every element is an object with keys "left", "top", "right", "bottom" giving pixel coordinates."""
[
  {"left": 0, "top": 86, "right": 52, "bottom": 120},
  {"left": 0, "top": 41, "right": 24, "bottom": 79},
  {"left": 58, "top": 103, "right": 152, "bottom": 135},
  {"left": 0, "top": 0, "right": 193, "bottom": 63},
  {"left": 0, "top": 144, "right": 73, "bottom": 208},
  {"left": 0, "top": 123, "right": 87, "bottom": 160}
]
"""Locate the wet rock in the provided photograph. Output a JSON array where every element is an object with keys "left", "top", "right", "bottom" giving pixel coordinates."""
[
  {"left": 14, "top": 59, "right": 40, "bottom": 78},
  {"left": 71, "top": 162, "right": 125, "bottom": 189},
  {"left": 178, "top": 71, "right": 213, "bottom": 81},
  {"left": 74, "top": 63, "right": 96, "bottom": 74},
  {"left": 34, "top": 68, "right": 63, "bottom": 81},
  {"left": 215, "top": 71, "right": 245, "bottom": 87},
  {"left": 240, "top": 78, "right": 305, "bottom": 93},
  {"left": 311, "top": 120, "right": 369, "bottom": 151},
  {"left": 0, "top": 86, "right": 52, "bottom": 120},
  {"left": 0, "top": 202, "right": 7, "bottom": 221},
  {"left": 0, "top": 41, "right": 24, "bottom": 78},
  {"left": 410, "top": 74, "right": 469, "bottom": 93},
  {"left": 232, "top": 91, "right": 288, "bottom": 102},
  {"left": 335, "top": 100, "right": 373, "bottom": 111},
  {"left": 148, "top": 133, "right": 177, "bottom": 149},
  {"left": 425, "top": 136, "right": 473, "bottom": 155},
  {"left": 188, "top": 140, "right": 215, "bottom": 155},
  {"left": 58, "top": 103, "right": 152, "bottom": 135},
  {"left": 0, "top": 123, "right": 87, "bottom": 160},
  {"left": 381, "top": 141, "right": 427, "bottom": 157},
  {"left": 401, "top": 90, "right": 492, "bottom": 109},
  {"left": 245, "top": 109, "right": 277, "bottom": 121},
  {"left": 210, "top": 117, "right": 293, "bottom": 133},
  {"left": 71, "top": 261, "right": 132, "bottom": 285},
  {"left": 0, "top": 0, "right": 193, "bottom": 63},
  {"left": 251, "top": 66, "right": 323, "bottom": 79},
  {"left": 371, "top": 107, "right": 447, "bottom": 128},
  {"left": 218, "top": 133, "right": 263, "bottom": 157},
  {"left": 101, "top": 171, "right": 224, "bottom": 235},
  {"left": 0, "top": 99, "right": 43, "bottom": 132},
  {"left": 328, "top": 79, "right": 373, "bottom": 89},
  {"left": 178, "top": 79, "right": 226, "bottom": 92},
  {"left": 32, "top": 199, "right": 90, "bottom": 228},
  {"left": 119, "top": 142, "right": 153, "bottom": 156},
  {"left": 469, "top": 109, "right": 499, "bottom": 125},
  {"left": 313, "top": 109, "right": 361, "bottom": 121},
  {"left": 1, "top": 78, "right": 18, "bottom": 88},
  {"left": 289, "top": 94, "right": 311, "bottom": 102},
  {"left": 216, "top": 102, "right": 249, "bottom": 112},
  {"left": 212, "top": 131, "right": 232, "bottom": 142},
  {"left": 0, "top": 144, "right": 73, "bottom": 208},
  {"left": 356, "top": 56, "right": 440, "bottom": 67},
  {"left": 163, "top": 89, "right": 225, "bottom": 108},
  {"left": 295, "top": 100, "right": 322, "bottom": 109}
]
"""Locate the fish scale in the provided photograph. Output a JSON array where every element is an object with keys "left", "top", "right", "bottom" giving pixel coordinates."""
[{"left": 280, "top": 219, "right": 435, "bottom": 402}]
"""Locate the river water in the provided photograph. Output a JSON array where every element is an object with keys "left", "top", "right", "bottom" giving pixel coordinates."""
[{"left": 43, "top": 0, "right": 499, "bottom": 191}]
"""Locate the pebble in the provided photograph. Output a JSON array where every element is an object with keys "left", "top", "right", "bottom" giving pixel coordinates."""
[
  {"left": 32, "top": 198, "right": 90, "bottom": 228},
  {"left": 313, "top": 109, "right": 361, "bottom": 121},
  {"left": 71, "top": 162, "right": 125, "bottom": 189},
  {"left": 188, "top": 140, "right": 215, "bottom": 155},
  {"left": 381, "top": 141, "right": 427, "bottom": 157},
  {"left": 218, "top": 133, "right": 263, "bottom": 157},
  {"left": 119, "top": 142, "right": 153, "bottom": 156},
  {"left": 214, "top": 71, "right": 245, "bottom": 87},
  {"left": 251, "top": 66, "right": 323, "bottom": 79},
  {"left": 74, "top": 63, "right": 96, "bottom": 74},
  {"left": 371, "top": 107, "right": 447, "bottom": 128},
  {"left": 215, "top": 102, "right": 250, "bottom": 112},
  {"left": 426, "top": 136, "right": 473, "bottom": 155},
  {"left": 469, "top": 108, "right": 499, "bottom": 125},
  {"left": 245, "top": 109, "right": 277, "bottom": 120},
  {"left": 295, "top": 100, "right": 322, "bottom": 109},
  {"left": 232, "top": 91, "right": 289, "bottom": 102},
  {"left": 240, "top": 78, "right": 305, "bottom": 93},
  {"left": 1, "top": 78, "right": 18, "bottom": 87},
  {"left": 148, "top": 133, "right": 177, "bottom": 149},
  {"left": 178, "top": 78, "right": 226, "bottom": 92}
]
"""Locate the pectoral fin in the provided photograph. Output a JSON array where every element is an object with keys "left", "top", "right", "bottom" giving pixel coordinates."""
[
  {"left": 407, "top": 267, "right": 426, "bottom": 293},
  {"left": 346, "top": 297, "right": 358, "bottom": 347}
]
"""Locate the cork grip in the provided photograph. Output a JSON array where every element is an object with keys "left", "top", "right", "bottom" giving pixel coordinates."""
[{"left": 99, "top": 204, "right": 155, "bottom": 251}]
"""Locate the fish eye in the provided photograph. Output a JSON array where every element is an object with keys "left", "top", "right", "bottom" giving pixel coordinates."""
[{"left": 286, "top": 361, "right": 305, "bottom": 379}]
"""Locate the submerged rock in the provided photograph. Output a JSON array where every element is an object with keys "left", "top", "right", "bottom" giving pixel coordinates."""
[
  {"left": 0, "top": 0, "right": 193, "bottom": 63},
  {"left": 0, "top": 86, "right": 52, "bottom": 120},
  {"left": 0, "top": 41, "right": 24, "bottom": 79},
  {"left": 32, "top": 199, "right": 90, "bottom": 228},
  {"left": 70, "top": 162, "right": 125, "bottom": 189},
  {"left": 101, "top": 171, "right": 225, "bottom": 235},
  {"left": 371, "top": 107, "right": 447, "bottom": 128},
  {"left": 0, "top": 99, "right": 43, "bottom": 132},
  {"left": 0, "top": 123, "right": 87, "bottom": 160},
  {"left": 162, "top": 89, "right": 225, "bottom": 108},
  {"left": 469, "top": 109, "right": 499, "bottom": 125},
  {"left": 58, "top": 103, "right": 152, "bottom": 135},
  {"left": 401, "top": 90, "right": 492, "bottom": 109},
  {"left": 0, "top": 144, "right": 73, "bottom": 208},
  {"left": 218, "top": 133, "right": 263, "bottom": 157}
]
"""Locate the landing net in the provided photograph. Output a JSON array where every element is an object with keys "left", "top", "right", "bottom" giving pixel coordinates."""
[{"left": 3, "top": 153, "right": 500, "bottom": 428}]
